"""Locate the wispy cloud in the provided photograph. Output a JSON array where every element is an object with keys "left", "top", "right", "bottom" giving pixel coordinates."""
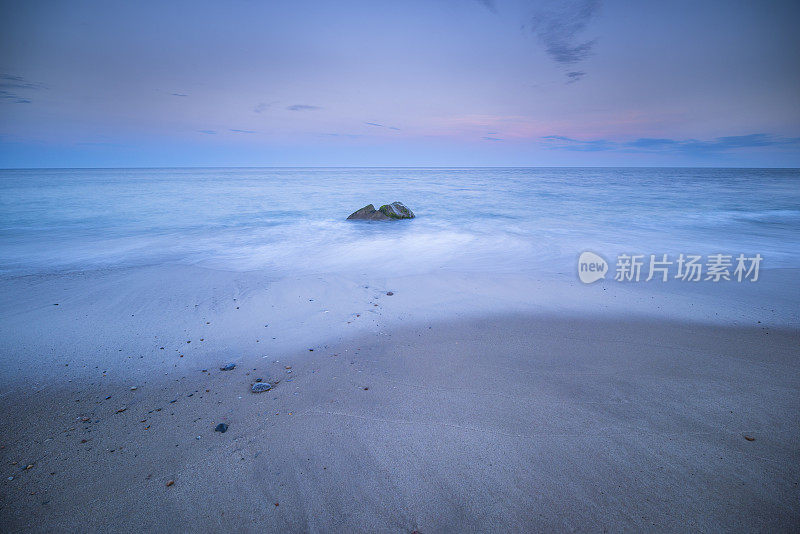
[
  {"left": 566, "top": 71, "right": 586, "bottom": 84},
  {"left": 529, "top": 0, "right": 600, "bottom": 67},
  {"left": 229, "top": 129, "right": 256, "bottom": 134},
  {"left": 254, "top": 102, "right": 269, "bottom": 113},
  {"left": 475, "top": 1, "right": 600, "bottom": 83},
  {"left": 287, "top": 104, "right": 321, "bottom": 111},
  {"left": 482, "top": 136, "right": 503, "bottom": 141},
  {"left": 198, "top": 130, "right": 217, "bottom": 135},
  {"left": 171, "top": 93, "right": 188, "bottom": 97},
  {"left": 541, "top": 135, "right": 613, "bottom": 151},
  {"left": 0, "top": 73, "right": 46, "bottom": 104},
  {"left": 542, "top": 133, "right": 800, "bottom": 154},
  {"left": 365, "top": 121, "right": 401, "bottom": 131}
]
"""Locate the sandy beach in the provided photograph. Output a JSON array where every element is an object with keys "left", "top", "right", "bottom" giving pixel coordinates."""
[
  {"left": 1, "top": 266, "right": 798, "bottom": 532},
  {"left": 3, "top": 0, "right": 800, "bottom": 530}
]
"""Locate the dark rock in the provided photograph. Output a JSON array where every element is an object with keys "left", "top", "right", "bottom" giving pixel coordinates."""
[
  {"left": 215, "top": 423, "right": 228, "bottom": 433},
  {"left": 251, "top": 382, "right": 272, "bottom": 393},
  {"left": 346, "top": 204, "right": 391, "bottom": 221},
  {"left": 347, "top": 202, "right": 415, "bottom": 220},
  {"left": 378, "top": 202, "right": 415, "bottom": 219},
  {"left": 220, "top": 363, "right": 236, "bottom": 371}
]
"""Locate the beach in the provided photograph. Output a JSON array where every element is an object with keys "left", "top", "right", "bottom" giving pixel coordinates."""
[
  {"left": 3, "top": 0, "right": 800, "bottom": 529},
  {"left": 1, "top": 167, "right": 799, "bottom": 531},
  {"left": 1, "top": 263, "right": 798, "bottom": 532}
]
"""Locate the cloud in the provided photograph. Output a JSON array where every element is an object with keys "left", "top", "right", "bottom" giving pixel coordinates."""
[
  {"left": 198, "top": 130, "right": 217, "bottom": 135},
  {"left": 474, "top": 0, "right": 497, "bottom": 13},
  {"left": 171, "top": 93, "right": 188, "bottom": 97},
  {"left": 254, "top": 102, "right": 268, "bottom": 113},
  {"left": 541, "top": 135, "right": 614, "bottom": 151},
  {"left": 566, "top": 71, "right": 586, "bottom": 84},
  {"left": 287, "top": 104, "right": 321, "bottom": 111},
  {"left": 0, "top": 73, "right": 45, "bottom": 104},
  {"left": 529, "top": 0, "right": 601, "bottom": 66},
  {"left": 229, "top": 129, "right": 256, "bottom": 133},
  {"left": 0, "top": 92, "right": 31, "bottom": 103},
  {"left": 365, "top": 121, "right": 401, "bottom": 131},
  {"left": 482, "top": 136, "right": 503, "bottom": 141},
  {"left": 541, "top": 133, "right": 800, "bottom": 154},
  {"left": 475, "top": 1, "right": 600, "bottom": 82}
]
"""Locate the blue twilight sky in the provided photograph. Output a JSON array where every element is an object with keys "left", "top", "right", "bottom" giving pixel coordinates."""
[{"left": 1, "top": 0, "right": 799, "bottom": 167}]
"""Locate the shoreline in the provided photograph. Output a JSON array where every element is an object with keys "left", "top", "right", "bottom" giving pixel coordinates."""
[
  {"left": 1, "top": 263, "right": 797, "bottom": 387},
  {"left": 1, "top": 311, "right": 798, "bottom": 531}
]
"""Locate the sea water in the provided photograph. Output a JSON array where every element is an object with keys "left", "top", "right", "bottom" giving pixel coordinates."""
[{"left": 1, "top": 167, "right": 798, "bottom": 278}]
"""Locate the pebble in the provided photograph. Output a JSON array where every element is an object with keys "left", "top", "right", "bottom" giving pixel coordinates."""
[
  {"left": 130, "top": 386, "right": 137, "bottom": 391},
  {"left": 386, "top": 291, "right": 394, "bottom": 296},
  {"left": 220, "top": 363, "right": 236, "bottom": 371},
  {"left": 166, "top": 480, "right": 175, "bottom": 487},
  {"left": 251, "top": 382, "right": 272, "bottom": 393},
  {"left": 215, "top": 423, "right": 228, "bottom": 433},
  {"left": 744, "top": 435, "right": 755, "bottom": 441}
]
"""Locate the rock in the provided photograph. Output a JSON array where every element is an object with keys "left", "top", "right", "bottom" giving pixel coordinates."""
[
  {"left": 346, "top": 202, "right": 415, "bottom": 220},
  {"left": 215, "top": 423, "right": 228, "bottom": 433},
  {"left": 379, "top": 202, "right": 415, "bottom": 219},
  {"left": 251, "top": 382, "right": 272, "bottom": 393},
  {"left": 744, "top": 435, "right": 755, "bottom": 441},
  {"left": 346, "top": 204, "right": 391, "bottom": 220},
  {"left": 166, "top": 480, "right": 174, "bottom": 487},
  {"left": 220, "top": 363, "right": 236, "bottom": 371}
]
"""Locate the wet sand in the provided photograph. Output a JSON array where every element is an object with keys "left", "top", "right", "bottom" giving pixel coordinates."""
[{"left": 2, "top": 303, "right": 798, "bottom": 531}]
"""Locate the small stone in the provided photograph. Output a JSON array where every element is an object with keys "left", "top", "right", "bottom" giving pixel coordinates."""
[
  {"left": 130, "top": 386, "right": 137, "bottom": 391},
  {"left": 386, "top": 291, "right": 394, "bottom": 296},
  {"left": 251, "top": 383, "right": 272, "bottom": 393},
  {"left": 166, "top": 480, "right": 175, "bottom": 487},
  {"left": 215, "top": 423, "right": 228, "bottom": 433},
  {"left": 744, "top": 435, "right": 755, "bottom": 441},
  {"left": 116, "top": 407, "right": 127, "bottom": 413},
  {"left": 220, "top": 363, "right": 236, "bottom": 371}
]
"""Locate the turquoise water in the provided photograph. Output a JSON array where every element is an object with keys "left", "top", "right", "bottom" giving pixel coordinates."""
[{"left": 0, "top": 167, "right": 798, "bottom": 277}]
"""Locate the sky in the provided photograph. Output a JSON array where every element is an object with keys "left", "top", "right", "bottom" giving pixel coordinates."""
[{"left": 1, "top": 0, "right": 799, "bottom": 167}]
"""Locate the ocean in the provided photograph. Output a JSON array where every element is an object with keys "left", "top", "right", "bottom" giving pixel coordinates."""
[{"left": 1, "top": 167, "right": 798, "bottom": 278}]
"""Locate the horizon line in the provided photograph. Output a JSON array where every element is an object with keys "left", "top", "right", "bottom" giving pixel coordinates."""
[{"left": 2, "top": 165, "right": 799, "bottom": 171}]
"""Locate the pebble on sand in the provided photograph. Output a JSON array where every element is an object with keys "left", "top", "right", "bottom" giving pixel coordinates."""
[
  {"left": 166, "top": 480, "right": 175, "bottom": 487},
  {"left": 251, "top": 382, "right": 272, "bottom": 393},
  {"left": 220, "top": 363, "right": 236, "bottom": 371},
  {"left": 215, "top": 423, "right": 228, "bottom": 433}
]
